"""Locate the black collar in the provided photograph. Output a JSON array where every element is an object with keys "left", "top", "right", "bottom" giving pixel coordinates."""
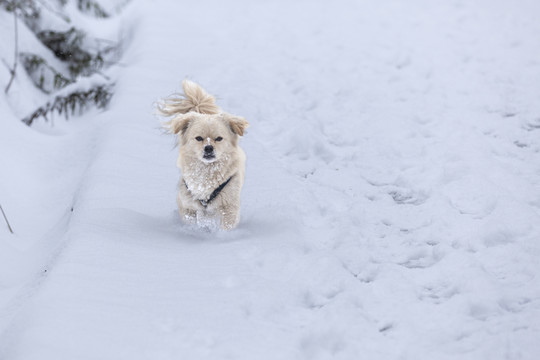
[{"left": 184, "top": 176, "right": 233, "bottom": 208}]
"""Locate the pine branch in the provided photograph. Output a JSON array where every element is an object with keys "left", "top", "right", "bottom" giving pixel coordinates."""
[
  {"left": 0, "top": 203, "right": 14, "bottom": 234},
  {"left": 34, "top": 0, "right": 70, "bottom": 22},
  {"left": 77, "top": 0, "right": 109, "bottom": 18},
  {"left": 20, "top": 52, "right": 73, "bottom": 93},
  {"left": 23, "top": 83, "right": 114, "bottom": 125}
]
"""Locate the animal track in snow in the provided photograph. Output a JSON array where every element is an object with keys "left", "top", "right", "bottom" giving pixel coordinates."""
[
  {"left": 388, "top": 188, "right": 429, "bottom": 205},
  {"left": 524, "top": 117, "right": 540, "bottom": 131},
  {"left": 443, "top": 176, "right": 498, "bottom": 219},
  {"left": 419, "top": 283, "right": 460, "bottom": 304},
  {"left": 378, "top": 322, "right": 394, "bottom": 333},
  {"left": 497, "top": 296, "right": 531, "bottom": 314},
  {"left": 347, "top": 267, "right": 379, "bottom": 284},
  {"left": 469, "top": 303, "right": 502, "bottom": 321},
  {"left": 398, "top": 247, "right": 444, "bottom": 269},
  {"left": 514, "top": 140, "right": 528, "bottom": 148},
  {"left": 370, "top": 177, "right": 430, "bottom": 207},
  {"left": 483, "top": 231, "right": 515, "bottom": 248},
  {"left": 301, "top": 286, "right": 344, "bottom": 310}
]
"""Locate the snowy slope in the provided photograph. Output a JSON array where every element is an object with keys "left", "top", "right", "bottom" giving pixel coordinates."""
[{"left": 1, "top": 0, "right": 540, "bottom": 359}]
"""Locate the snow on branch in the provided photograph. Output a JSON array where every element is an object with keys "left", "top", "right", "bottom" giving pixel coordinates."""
[
  {"left": 1, "top": 0, "right": 121, "bottom": 125},
  {"left": 77, "top": 0, "right": 109, "bottom": 18},
  {"left": 23, "top": 75, "right": 114, "bottom": 125}
]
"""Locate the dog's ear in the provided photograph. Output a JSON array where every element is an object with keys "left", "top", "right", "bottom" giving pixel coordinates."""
[
  {"left": 163, "top": 114, "right": 193, "bottom": 135},
  {"left": 224, "top": 114, "right": 249, "bottom": 136}
]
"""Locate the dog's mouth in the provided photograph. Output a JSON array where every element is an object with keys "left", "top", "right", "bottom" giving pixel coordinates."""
[{"left": 203, "top": 153, "right": 216, "bottom": 162}]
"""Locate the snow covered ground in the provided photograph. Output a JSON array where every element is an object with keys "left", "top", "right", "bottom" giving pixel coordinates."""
[{"left": 1, "top": 0, "right": 540, "bottom": 359}]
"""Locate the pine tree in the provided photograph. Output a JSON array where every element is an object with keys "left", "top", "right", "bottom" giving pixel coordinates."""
[{"left": 1, "top": 0, "right": 120, "bottom": 124}]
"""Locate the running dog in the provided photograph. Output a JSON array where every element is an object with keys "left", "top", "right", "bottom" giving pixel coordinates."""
[{"left": 158, "top": 80, "right": 249, "bottom": 230}]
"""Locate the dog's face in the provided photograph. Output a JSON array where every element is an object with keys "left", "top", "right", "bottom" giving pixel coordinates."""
[{"left": 167, "top": 112, "right": 248, "bottom": 164}]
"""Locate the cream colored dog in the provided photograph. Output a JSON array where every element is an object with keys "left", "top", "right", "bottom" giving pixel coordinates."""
[{"left": 158, "top": 80, "right": 249, "bottom": 230}]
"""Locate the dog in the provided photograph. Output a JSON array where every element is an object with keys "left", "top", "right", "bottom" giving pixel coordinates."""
[{"left": 158, "top": 80, "right": 249, "bottom": 230}]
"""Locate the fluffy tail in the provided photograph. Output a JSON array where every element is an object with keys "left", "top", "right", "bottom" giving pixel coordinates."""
[{"left": 157, "top": 80, "right": 220, "bottom": 116}]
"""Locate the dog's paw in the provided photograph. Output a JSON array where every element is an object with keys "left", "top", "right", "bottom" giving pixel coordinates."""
[
  {"left": 180, "top": 208, "right": 197, "bottom": 225},
  {"left": 220, "top": 216, "right": 238, "bottom": 230},
  {"left": 218, "top": 205, "right": 240, "bottom": 230},
  {"left": 221, "top": 215, "right": 239, "bottom": 231},
  {"left": 221, "top": 221, "right": 236, "bottom": 231}
]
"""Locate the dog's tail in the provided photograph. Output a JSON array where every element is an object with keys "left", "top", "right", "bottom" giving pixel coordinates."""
[{"left": 157, "top": 80, "right": 220, "bottom": 116}]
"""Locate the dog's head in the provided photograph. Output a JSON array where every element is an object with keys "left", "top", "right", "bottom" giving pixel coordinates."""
[{"left": 165, "top": 112, "right": 248, "bottom": 163}]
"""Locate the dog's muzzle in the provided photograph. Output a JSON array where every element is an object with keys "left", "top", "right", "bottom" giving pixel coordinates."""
[{"left": 203, "top": 145, "right": 215, "bottom": 160}]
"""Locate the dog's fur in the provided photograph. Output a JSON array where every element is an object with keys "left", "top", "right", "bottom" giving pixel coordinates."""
[{"left": 158, "top": 80, "right": 249, "bottom": 230}]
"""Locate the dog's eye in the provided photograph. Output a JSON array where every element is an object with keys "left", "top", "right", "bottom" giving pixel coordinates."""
[
  {"left": 195, "top": 136, "right": 203, "bottom": 142},
  {"left": 215, "top": 137, "right": 223, "bottom": 142}
]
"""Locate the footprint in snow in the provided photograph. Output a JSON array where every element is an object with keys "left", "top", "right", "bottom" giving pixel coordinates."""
[
  {"left": 523, "top": 117, "right": 540, "bottom": 131},
  {"left": 302, "top": 286, "right": 344, "bottom": 310},
  {"left": 497, "top": 296, "right": 531, "bottom": 314},
  {"left": 388, "top": 188, "right": 429, "bottom": 205},
  {"left": 443, "top": 177, "right": 498, "bottom": 219},
  {"left": 398, "top": 247, "right": 445, "bottom": 269},
  {"left": 419, "top": 282, "right": 460, "bottom": 304},
  {"left": 483, "top": 231, "right": 515, "bottom": 248}
]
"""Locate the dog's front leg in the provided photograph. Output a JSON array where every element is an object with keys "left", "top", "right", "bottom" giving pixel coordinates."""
[
  {"left": 219, "top": 204, "right": 240, "bottom": 230},
  {"left": 180, "top": 208, "right": 197, "bottom": 224},
  {"left": 177, "top": 191, "right": 197, "bottom": 224}
]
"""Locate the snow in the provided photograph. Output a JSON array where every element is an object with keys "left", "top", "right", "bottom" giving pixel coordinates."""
[{"left": 1, "top": 0, "right": 540, "bottom": 359}]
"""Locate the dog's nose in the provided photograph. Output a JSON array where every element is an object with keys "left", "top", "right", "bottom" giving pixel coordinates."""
[{"left": 204, "top": 145, "right": 214, "bottom": 153}]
